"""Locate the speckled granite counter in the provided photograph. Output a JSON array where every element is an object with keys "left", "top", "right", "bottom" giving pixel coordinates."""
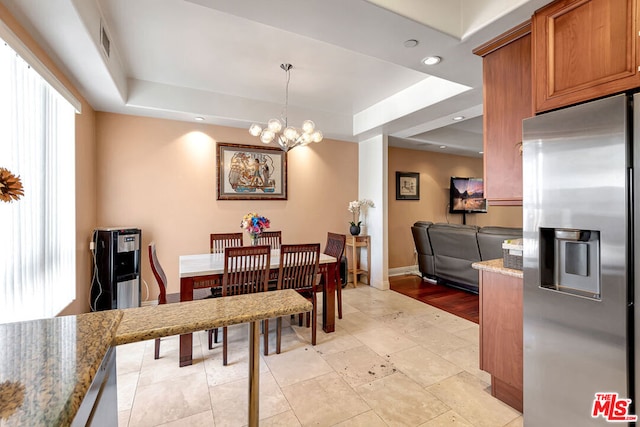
[
  {"left": 115, "top": 289, "right": 313, "bottom": 345},
  {"left": 0, "top": 289, "right": 311, "bottom": 426},
  {"left": 472, "top": 258, "right": 523, "bottom": 279},
  {"left": 0, "top": 310, "right": 123, "bottom": 426}
]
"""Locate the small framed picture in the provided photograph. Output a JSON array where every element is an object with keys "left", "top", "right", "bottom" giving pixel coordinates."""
[
  {"left": 396, "top": 171, "right": 420, "bottom": 200},
  {"left": 217, "top": 142, "right": 287, "bottom": 200}
]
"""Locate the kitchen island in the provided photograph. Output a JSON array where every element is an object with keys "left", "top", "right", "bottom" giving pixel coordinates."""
[
  {"left": 116, "top": 290, "right": 313, "bottom": 427},
  {"left": 0, "top": 310, "right": 123, "bottom": 426},
  {"left": 1, "top": 289, "right": 312, "bottom": 427}
]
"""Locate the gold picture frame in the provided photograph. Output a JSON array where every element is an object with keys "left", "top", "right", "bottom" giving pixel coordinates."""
[{"left": 217, "top": 143, "right": 287, "bottom": 200}]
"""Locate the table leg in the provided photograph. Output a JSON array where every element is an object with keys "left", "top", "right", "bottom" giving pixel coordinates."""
[
  {"left": 248, "top": 320, "right": 260, "bottom": 427},
  {"left": 366, "top": 237, "right": 371, "bottom": 285},
  {"left": 351, "top": 240, "right": 358, "bottom": 287},
  {"left": 179, "top": 277, "right": 194, "bottom": 367},
  {"left": 322, "top": 262, "right": 336, "bottom": 333}
]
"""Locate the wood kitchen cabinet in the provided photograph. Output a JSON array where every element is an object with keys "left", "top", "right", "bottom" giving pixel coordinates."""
[
  {"left": 478, "top": 267, "right": 523, "bottom": 412},
  {"left": 533, "top": 0, "right": 640, "bottom": 113},
  {"left": 473, "top": 22, "right": 532, "bottom": 205}
]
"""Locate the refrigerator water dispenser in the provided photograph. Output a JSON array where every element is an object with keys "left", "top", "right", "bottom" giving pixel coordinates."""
[{"left": 539, "top": 228, "right": 601, "bottom": 300}]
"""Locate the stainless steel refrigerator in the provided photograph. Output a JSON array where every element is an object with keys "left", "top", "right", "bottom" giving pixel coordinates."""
[{"left": 522, "top": 93, "right": 638, "bottom": 426}]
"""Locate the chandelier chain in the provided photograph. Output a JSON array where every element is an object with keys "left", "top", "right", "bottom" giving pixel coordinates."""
[{"left": 282, "top": 65, "right": 290, "bottom": 128}]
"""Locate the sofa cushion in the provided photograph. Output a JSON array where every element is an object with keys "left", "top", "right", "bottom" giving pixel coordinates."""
[
  {"left": 477, "top": 226, "right": 523, "bottom": 261},
  {"left": 411, "top": 222, "right": 434, "bottom": 256},
  {"left": 428, "top": 223, "right": 481, "bottom": 290},
  {"left": 411, "top": 221, "right": 435, "bottom": 278}
]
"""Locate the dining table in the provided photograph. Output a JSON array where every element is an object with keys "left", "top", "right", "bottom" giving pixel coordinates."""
[{"left": 178, "top": 249, "right": 338, "bottom": 367}]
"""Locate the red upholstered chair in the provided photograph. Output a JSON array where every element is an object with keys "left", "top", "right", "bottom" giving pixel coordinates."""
[{"left": 276, "top": 243, "right": 320, "bottom": 353}]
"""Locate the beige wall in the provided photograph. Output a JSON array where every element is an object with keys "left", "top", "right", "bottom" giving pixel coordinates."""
[
  {"left": 388, "top": 147, "right": 522, "bottom": 270},
  {"left": 0, "top": 4, "right": 98, "bottom": 316},
  {"left": 95, "top": 113, "right": 359, "bottom": 300}
]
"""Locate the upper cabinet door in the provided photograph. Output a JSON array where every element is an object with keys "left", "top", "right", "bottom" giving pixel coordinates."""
[
  {"left": 474, "top": 22, "right": 532, "bottom": 206},
  {"left": 533, "top": 0, "right": 640, "bottom": 113}
]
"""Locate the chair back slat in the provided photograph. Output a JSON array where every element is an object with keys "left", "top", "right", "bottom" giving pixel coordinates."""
[
  {"left": 277, "top": 244, "right": 320, "bottom": 292},
  {"left": 257, "top": 230, "right": 282, "bottom": 250},
  {"left": 324, "top": 232, "right": 345, "bottom": 278},
  {"left": 324, "top": 232, "right": 346, "bottom": 259},
  {"left": 223, "top": 245, "right": 271, "bottom": 297},
  {"left": 210, "top": 232, "right": 243, "bottom": 254},
  {"left": 148, "top": 242, "right": 168, "bottom": 305}
]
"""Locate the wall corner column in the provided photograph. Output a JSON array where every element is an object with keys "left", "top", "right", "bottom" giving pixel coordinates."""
[{"left": 358, "top": 134, "right": 388, "bottom": 290}]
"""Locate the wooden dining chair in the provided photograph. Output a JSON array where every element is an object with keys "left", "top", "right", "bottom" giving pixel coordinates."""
[
  {"left": 207, "top": 232, "right": 244, "bottom": 344},
  {"left": 322, "top": 232, "right": 346, "bottom": 319},
  {"left": 276, "top": 243, "right": 320, "bottom": 353},
  {"left": 148, "top": 242, "right": 211, "bottom": 359},
  {"left": 219, "top": 245, "right": 271, "bottom": 365},
  {"left": 256, "top": 230, "right": 282, "bottom": 250},
  {"left": 210, "top": 232, "right": 243, "bottom": 254}
]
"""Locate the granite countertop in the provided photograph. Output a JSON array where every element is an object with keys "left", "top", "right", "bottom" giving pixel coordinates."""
[
  {"left": 0, "top": 310, "right": 123, "bottom": 427},
  {"left": 472, "top": 258, "right": 524, "bottom": 279},
  {"left": 116, "top": 289, "right": 313, "bottom": 345},
  {"left": 0, "top": 289, "right": 311, "bottom": 426}
]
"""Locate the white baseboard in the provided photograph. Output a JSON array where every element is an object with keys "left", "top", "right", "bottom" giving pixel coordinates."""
[
  {"left": 141, "top": 300, "right": 157, "bottom": 307},
  {"left": 389, "top": 266, "right": 420, "bottom": 277}
]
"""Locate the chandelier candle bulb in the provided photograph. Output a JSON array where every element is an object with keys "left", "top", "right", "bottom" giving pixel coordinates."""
[
  {"left": 302, "top": 120, "right": 315, "bottom": 133},
  {"left": 249, "top": 124, "right": 262, "bottom": 136},
  {"left": 268, "top": 119, "right": 282, "bottom": 133}
]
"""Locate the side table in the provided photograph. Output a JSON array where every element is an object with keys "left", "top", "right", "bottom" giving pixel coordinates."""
[{"left": 346, "top": 235, "right": 370, "bottom": 286}]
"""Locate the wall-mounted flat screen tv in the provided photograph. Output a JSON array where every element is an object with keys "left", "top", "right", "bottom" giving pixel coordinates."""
[{"left": 449, "top": 177, "right": 487, "bottom": 214}]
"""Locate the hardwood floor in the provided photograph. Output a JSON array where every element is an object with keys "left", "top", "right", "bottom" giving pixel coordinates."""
[{"left": 389, "top": 274, "right": 479, "bottom": 324}]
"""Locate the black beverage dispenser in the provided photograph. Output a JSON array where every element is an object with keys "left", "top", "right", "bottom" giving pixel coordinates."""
[{"left": 90, "top": 227, "right": 141, "bottom": 311}]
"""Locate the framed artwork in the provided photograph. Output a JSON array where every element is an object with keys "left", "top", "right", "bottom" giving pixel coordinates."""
[
  {"left": 217, "top": 142, "right": 287, "bottom": 200},
  {"left": 396, "top": 171, "right": 420, "bottom": 200}
]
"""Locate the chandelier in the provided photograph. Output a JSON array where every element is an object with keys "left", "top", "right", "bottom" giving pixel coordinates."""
[{"left": 249, "top": 63, "right": 323, "bottom": 152}]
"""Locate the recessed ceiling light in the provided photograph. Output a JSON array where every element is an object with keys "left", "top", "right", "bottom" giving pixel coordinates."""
[
  {"left": 423, "top": 56, "right": 441, "bottom": 66},
  {"left": 404, "top": 39, "right": 419, "bottom": 48},
  {"left": 194, "top": 117, "right": 204, "bottom": 121},
  {"left": 452, "top": 116, "right": 465, "bottom": 121},
  {"left": 439, "top": 145, "right": 446, "bottom": 149}
]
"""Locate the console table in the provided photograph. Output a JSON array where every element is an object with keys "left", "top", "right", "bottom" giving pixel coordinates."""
[{"left": 346, "top": 235, "right": 370, "bottom": 286}]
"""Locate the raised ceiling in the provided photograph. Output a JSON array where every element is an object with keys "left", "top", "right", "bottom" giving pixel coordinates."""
[{"left": 0, "top": 0, "right": 549, "bottom": 157}]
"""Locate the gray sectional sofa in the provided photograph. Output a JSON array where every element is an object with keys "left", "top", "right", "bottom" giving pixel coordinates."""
[{"left": 411, "top": 222, "right": 522, "bottom": 294}]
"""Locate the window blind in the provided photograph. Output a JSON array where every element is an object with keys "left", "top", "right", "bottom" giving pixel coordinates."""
[{"left": 0, "top": 39, "right": 76, "bottom": 323}]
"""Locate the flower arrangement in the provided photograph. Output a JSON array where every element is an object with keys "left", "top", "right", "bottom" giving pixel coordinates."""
[
  {"left": 348, "top": 199, "right": 375, "bottom": 226},
  {"left": 241, "top": 212, "right": 270, "bottom": 241}
]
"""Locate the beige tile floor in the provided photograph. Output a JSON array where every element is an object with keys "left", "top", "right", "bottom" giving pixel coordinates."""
[{"left": 116, "top": 285, "right": 523, "bottom": 427}]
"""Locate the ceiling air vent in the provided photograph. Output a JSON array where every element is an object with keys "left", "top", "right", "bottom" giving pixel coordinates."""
[{"left": 100, "top": 21, "right": 110, "bottom": 58}]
